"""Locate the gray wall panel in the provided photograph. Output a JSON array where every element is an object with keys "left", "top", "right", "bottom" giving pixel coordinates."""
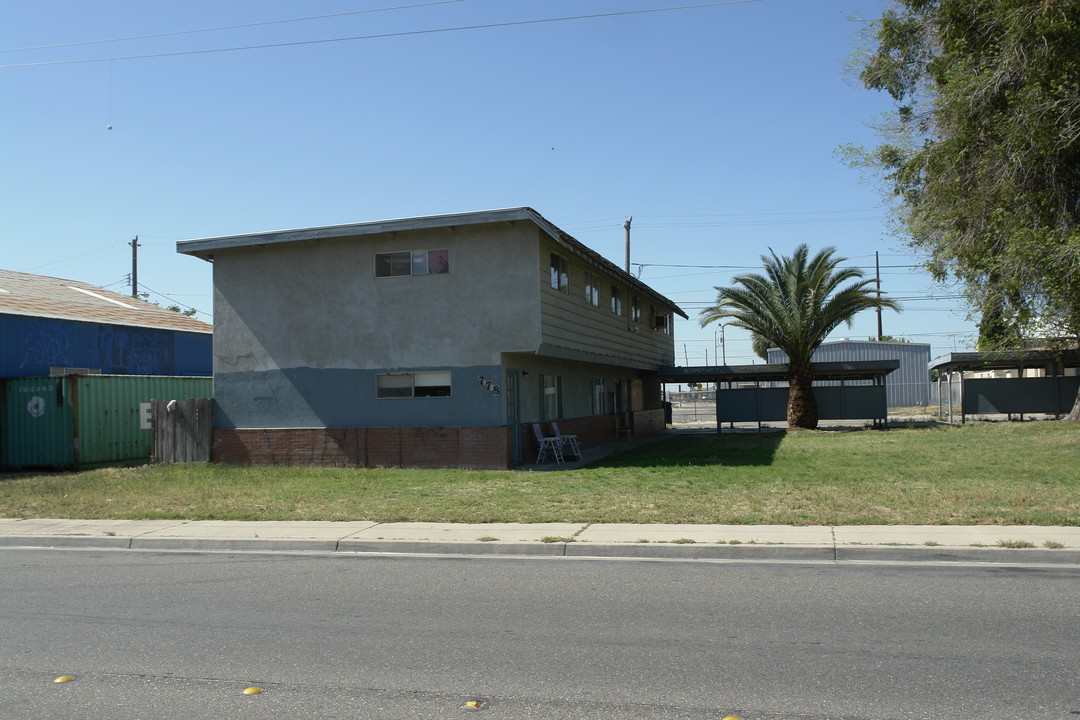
[
  {"left": 768, "top": 340, "right": 930, "bottom": 407},
  {"left": 716, "top": 386, "right": 887, "bottom": 423},
  {"left": 963, "top": 377, "right": 1080, "bottom": 416},
  {"left": 214, "top": 365, "right": 504, "bottom": 429}
]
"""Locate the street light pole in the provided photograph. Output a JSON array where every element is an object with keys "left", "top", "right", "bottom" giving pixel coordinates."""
[{"left": 716, "top": 324, "right": 727, "bottom": 365}]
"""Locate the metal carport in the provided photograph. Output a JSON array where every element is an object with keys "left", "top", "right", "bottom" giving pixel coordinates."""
[
  {"left": 929, "top": 349, "right": 1080, "bottom": 423},
  {"left": 658, "top": 360, "right": 899, "bottom": 429}
]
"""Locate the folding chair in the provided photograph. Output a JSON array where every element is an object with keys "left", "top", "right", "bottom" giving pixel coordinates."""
[
  {"left": 532, "top": 423, "right": 563, "bottom": 463},
  {"left": 550, "top": 422, "right": 580, "bottom": 459}
]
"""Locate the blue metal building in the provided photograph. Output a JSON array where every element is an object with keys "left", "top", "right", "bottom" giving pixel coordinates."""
[{"left": 0, "top": 268, "right": 212, "bottom": 378}]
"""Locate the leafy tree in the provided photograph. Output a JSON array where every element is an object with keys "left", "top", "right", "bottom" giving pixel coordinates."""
[
  {"left": 700, "top": 245, "right": 899, "bottom": 429},
  {"left": 845, "top": 0, "right": 1080, "bottom": 419},
  {"left": 165, "top": 304, "right": 199, "bottom": 317}
]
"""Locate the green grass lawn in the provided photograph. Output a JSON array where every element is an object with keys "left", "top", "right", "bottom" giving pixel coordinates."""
[{"left": 1, "top": 421, "right": 1077, "bottom": 525}]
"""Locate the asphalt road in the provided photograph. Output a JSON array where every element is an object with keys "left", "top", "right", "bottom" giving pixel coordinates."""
[{"left": 1, "top": 549, "right": 1077, "bottom": 719}]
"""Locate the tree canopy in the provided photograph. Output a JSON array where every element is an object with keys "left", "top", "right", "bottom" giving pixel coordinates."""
[
  {"left": 700, "top": 244, "right": 898, "bottom": 429},
  {"left": 845, "top": 0, "right": 1080, "bottom": 357}
]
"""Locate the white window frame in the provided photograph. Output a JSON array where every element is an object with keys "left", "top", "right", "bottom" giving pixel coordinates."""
[
  {"left": 375, "top": 249, "right": 449, "bottom": 277},
  {"left": 584, "top": 271, "right": 600, "bottom": 306},
  {"left": 541, "top": 374, "right": 563, "bottom": 420},
  {"left": 550, "top": 253, "right": 569, "bottom": 293},
  {"left": 377, "top": 371, "right": 452, "bottom": 398},
  {"left": 590, "top": 378, "right": 606, "bottom": 415}
]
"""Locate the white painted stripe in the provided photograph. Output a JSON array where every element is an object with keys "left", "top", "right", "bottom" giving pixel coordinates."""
[{"left": 66, "top": 286, "right": 136, "bottom": 308}]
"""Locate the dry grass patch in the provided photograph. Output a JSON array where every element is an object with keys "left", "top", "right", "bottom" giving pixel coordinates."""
[{"left": 1, "top": 421, "right": 1076, "bottom": 526}]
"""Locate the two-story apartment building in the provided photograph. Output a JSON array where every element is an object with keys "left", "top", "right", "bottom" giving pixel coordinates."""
[{"left": 178, "top": 207, "right": 686, "bottom": 468}]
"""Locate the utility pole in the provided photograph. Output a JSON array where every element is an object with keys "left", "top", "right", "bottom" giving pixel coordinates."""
[
  {"left": 875, "top": 250, "right": 883, "bottom": 341},
  {"left": 623, "top": 217, "right": 632, "bottom": 273},
  {"left": 129, "top": 236, "right": 141, "bottom": 298},
  {"left": 128, "top": 236, "right": 141, "bottom": 297}
]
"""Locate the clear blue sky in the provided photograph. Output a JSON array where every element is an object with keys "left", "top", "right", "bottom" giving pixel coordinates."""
[{"left": 1, "top": 0, "right": 978, "bottom": 365}]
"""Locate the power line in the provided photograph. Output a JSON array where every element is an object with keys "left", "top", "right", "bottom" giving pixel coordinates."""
[
  {"left": 25, "top": 242, "right": 129, "bottom": 273},
  {"left": 137, "top": 282, "right": 208, "bottom": 319},
  {"left": 626, "top": 216, "right": 881, "bottom": 229},
  {"left": 0, "top": 1, "right": 765, "bottom": 69},
  {"left": 0, "top": 1, "right": 469, "bottom": 54},
  {"left": 635, "top": 262, "right": 921, "bottom": 270}
]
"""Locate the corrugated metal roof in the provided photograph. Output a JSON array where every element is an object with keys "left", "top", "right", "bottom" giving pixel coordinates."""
[
  {"left": 929, "top": 348, "right": 1080, "bottom": 372},
  {"left": 0, "top": 268, "right": 212, "bottom": 334},
  {"left": 658, "top": 360, "right": 900, "bottom": 383},
  {"left": 177, "top": 207, "right": 688, "bottom": 319}
]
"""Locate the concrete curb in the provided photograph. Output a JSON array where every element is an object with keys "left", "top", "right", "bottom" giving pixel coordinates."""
[
  {"left": 2, "top": 519, "right": 1078, "bottom": 564},
  {"left": 563, "top": 542, "right": 836, "bottom": 561},
  {"left": 833, "top": 545, "right": 1080, "bottom": 565},
  {"left": 3, "top": 533, "right": 1079, "bottom": 564}
]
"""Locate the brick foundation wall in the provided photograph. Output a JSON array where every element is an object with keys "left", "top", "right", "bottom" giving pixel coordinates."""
[
  {"left": 632, "top": 408, "right": 667, "bottom": 435},
  {"left": 213, "top": 426, "right": 512, "bottom": 469}
]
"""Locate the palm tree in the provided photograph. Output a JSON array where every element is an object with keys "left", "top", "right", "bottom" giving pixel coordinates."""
[{"left": 700, "top": 244, "right": 899, "bottom": 429}]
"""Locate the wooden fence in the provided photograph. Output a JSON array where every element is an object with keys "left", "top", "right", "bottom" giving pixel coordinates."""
[{"left": 152, "top": 398, "right": 213, "bottom": 463}]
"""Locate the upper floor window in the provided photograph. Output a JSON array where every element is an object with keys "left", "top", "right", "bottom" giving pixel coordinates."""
[
  {"left": 630, "top": 296, "right": 641, "bottom": 323},
  {"left": 375, "top": 249, "right": 449, "bottom": 277},
  {"left": 610, "top": 286, "right": 623, "bottom": 316},
  {"left": 550, "top": 253, "right": 569, "bottom": 292},
  {"left": 652, "top": 306, "right": 669, "bottom": 334},
  {"left": 584, "top": 271, "right": 600, "bottom": 306}
]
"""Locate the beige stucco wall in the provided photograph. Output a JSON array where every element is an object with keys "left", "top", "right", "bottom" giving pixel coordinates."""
[
  {"left": 204, "top": 217, "right": 679, "bottom": 430},
  {"left": 211, "top": 222, "right": 541, "bottom": 373}
]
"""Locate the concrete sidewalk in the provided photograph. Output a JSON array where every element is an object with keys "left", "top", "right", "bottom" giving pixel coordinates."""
[{"left": 1, "top": 517, "right": 1078, "bottom": 564}]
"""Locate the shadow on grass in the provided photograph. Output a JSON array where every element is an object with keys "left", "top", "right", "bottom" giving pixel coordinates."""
[{"left": 586, "top": 432, "right": 785, "bottom": 469}]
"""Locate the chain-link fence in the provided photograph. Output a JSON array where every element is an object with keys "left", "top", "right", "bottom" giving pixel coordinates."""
[{"left": 670, "top": 394, "right": 717, "bottom": 427}]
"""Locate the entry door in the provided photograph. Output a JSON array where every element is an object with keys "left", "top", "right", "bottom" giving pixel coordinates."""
[{"left": 505, "top": 370, "right": 522, "bottom": 464}]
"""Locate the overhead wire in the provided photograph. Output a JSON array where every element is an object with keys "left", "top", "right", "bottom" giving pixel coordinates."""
[
  {"left": 0, "top": 0, "right": 765, "bottom": 69},
  {"left": 0, "top": 0, "right": 470, "bottom": 54},
  {"left": 137, "top": 282, "right": 209, "bottom": 319},
  {"left": 25, "top": 242, "right": 130, "bottom": 273}
]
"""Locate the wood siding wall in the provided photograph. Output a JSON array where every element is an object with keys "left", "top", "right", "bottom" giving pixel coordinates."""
[{"left": 538, "top": 239, "right": 676, "bottom": 370}]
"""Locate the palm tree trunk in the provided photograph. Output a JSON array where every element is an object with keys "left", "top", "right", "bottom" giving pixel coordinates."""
[
  {"left": 1066, "top": 388, "right": 1080, "bottom": 422},
  {"left": 787, "top": 360, "right": 818, "bottom": 429}
]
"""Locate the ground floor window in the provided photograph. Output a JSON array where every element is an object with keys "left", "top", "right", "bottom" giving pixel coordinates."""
[
  {"left": 377, "top": 371, "right": 452, "bottom": 398},
  {"left": 591, "top": 378, "right": 606, "bottom": 415},
  {"left": 541, "top": 374, "right": 563, "bottom": 419}
]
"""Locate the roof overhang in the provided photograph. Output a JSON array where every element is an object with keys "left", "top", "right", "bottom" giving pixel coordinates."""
[
  {"left": 657, "top": 360, "right": 900, "bottom": 383},
  {"left": 177, "top": 208, "right": 537, "bottom": 258},
  {"left": 929, "top": 349, "right": 1080, "bottom": 373}
]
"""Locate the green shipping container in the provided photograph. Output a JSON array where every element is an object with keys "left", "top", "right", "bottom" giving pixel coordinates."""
[{"left": 1, "top": 375, "right": 212, "bottom": 470}]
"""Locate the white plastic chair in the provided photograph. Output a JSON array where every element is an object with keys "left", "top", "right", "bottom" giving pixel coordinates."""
[
  {"left": 550, "top": 422, "right": 580, "bottom": 459},
  {"left": 532, "top": 423, "right": 563, "bottom": 463}
]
